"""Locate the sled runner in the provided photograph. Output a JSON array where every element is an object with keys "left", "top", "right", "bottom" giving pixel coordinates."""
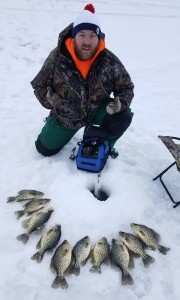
[{"left": 153, "top": 136, "right": 180, "bottom": 208}]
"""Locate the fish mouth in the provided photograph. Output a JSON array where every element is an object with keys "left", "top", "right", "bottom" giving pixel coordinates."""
[
  {"left": 43, "top": 199, "right": 51, "bottom": 203},
  {"left": 54, "top": 225, "right": 61, "bottom": 230},
  {"left": 63, "top": 240, "right": 68, "bottom": 245},
  {"left": 119, "top": 231, "right": 126, "bottom": 236},
  {"left": 131, "top": 223, "right": 137, "bottom": 227},
  {"left": 48, "top": 207, "right": 54, "bottom": 211}
]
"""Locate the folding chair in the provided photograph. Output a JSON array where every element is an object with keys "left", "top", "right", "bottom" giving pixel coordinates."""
[{"left": 153, "top": 136, "right": 180, "bottom": 208}]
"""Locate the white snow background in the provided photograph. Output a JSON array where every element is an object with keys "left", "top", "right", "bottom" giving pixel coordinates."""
[{"left": 0, "top": 0, "right": 180, "bottom": 299}]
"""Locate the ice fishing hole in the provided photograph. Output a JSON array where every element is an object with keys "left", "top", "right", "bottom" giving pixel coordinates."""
[{"left": 88, "top": 186, "right": 110, "bottom": 201}]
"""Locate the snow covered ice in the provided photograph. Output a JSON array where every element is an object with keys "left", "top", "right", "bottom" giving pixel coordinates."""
[{"left": 0, "top": 0, "right": 180, "bottom": 299}]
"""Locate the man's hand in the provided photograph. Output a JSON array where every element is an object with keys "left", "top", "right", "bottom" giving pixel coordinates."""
[
  {"left": 46, "top": 87, "right": 53, "bottom": 99},
  {"left": 46, "top": 87, "right": 60, "bottom": 106},
  {"left": 106, "top": 96, "right": 122, "bottom": 115}
]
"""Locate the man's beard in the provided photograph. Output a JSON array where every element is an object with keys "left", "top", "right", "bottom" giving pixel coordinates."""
[{"left": 74, "top": 41, "right": 99, "bottom": 61}]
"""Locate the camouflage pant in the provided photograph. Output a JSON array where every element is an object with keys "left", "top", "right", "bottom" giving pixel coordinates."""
[{"left": 35, "top": 105, "right": 133, "bottom": 156}]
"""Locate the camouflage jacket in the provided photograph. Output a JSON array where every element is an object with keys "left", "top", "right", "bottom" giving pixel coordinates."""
[{"left": 31, "top": 23, "right": 134, "bottom": 130}]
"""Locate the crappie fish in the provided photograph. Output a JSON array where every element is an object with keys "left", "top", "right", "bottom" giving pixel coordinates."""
[
  {"left": 31, "top": 225, "right": 61, "bottom": 263},
  {"left": 119, "top": 231, "right": 155, "bottom": 268},
  {"left": 50, "top": 240, "right": 72, "bottom": 289},
  {"left": 17, "top": 189, "right": 44, "bottom": 196},
  {"left": 7, "top": 189, "right": 44, "bottom": 203},
  {"left": 89, "top": 237, "right": 110, "bottom": 274},
  {"left": 131, "top": 223, "right": 170, "bottom": 255},
  {"left": 14, "top": 198, "right": 51, "bottom": 219},
  {"left": 16, "top": 208, "right": 54, "bottom": 244},
  {"left": 111, "top": 239, "right": 134, "bottom": 285},
  {"left": 72, "top": 236, "right": 91, "bottom": 276}
]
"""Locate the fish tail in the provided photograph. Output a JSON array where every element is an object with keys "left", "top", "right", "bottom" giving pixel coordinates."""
[
  {"left": 89, "top": 265, "right": 101, "bottom": 274},
  {"left": 16, "top": 233, "right": 29, "bottom": 244},
  {"left": 121, "top": 271, "right": 134, "bottom": 285},
  {"left": 31, "top": 251, "right": 44, "bottom": 263},
  {"left": 143, "top": 254, "right": 155, "bottom": 267},
  {"left": 158, "top": 245, "right": 170, "bottom": 255},
  {"left": 72, "top": 264, "right": 80, "bottom": 276},
  {"left": 51, "top": 276, "right": 68, "bottom": 289},
  {"left": 14, "top": 210, "right": 24, "bottom": 219},
  {"left": 7, "top": 196, "right": 16, "bottom": 203}
]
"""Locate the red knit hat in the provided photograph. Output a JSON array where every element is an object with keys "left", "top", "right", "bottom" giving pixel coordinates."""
[{"left": 72, "top": 4, "right": 102, "bottom": 38}]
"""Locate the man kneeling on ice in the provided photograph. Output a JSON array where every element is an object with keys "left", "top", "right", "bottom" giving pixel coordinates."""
[{"left": 31, "top": 4, "right": 134, "bottom": 158}]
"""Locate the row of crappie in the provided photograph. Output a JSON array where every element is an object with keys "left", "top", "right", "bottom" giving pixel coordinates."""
[
  {"left": 32, "top": 226, "right": 170, "bottom": 289},
  {"left": 7, "top": 189, "right": 170, "bottom": 289}
]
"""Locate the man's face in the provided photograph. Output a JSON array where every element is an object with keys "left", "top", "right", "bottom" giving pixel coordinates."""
[{"left": 74, "top": 30, "right": 99, "bottom": 60}]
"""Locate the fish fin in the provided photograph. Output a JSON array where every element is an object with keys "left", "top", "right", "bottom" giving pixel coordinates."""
[
  {"left": 89, "top": 249, "right": 94, "bottom": 260},
  {"left": 22, "top": 201, "right": 32, "bottom": 208},
  {"left": 149, "top": 246, "right": 156, "bottom": 251},
  {"left": 81, "top": 256, "right": 89, "bottom": 266},
  {"left": 14, "top": 210, "right": 24, "bottom": 219},
  {"left": 18, "top": 189, "right": 28, "bottom": 194},
  {"left": 90, "top": 257, "right": 95, "bottom": 264},
  {"left": 104, "top": 256, "right": 111, "bottom": 266},
  {"left": 51, "top": 276, "right": 68, "bottom": 289},
  {"left": 64, "top": 262, "right": 73, "bottom": 277},
  {"left": 16, "top": 198, "right": 33, "bottom": 202},
  {"left": 128, "top": 249, "right": 141, "bottom": 258},
  {"left": 18, "top": 189, "right": 42, "bottom": 195},
  {"left": 151, "top": 229, "right": 161, "bottom": 241},
  {"left": 46, "top": 249, "right": 54, "bottom": 254},
  {"left": 67, "top": 256, "right": 75, "bottom": 275},
  {"left": 158, "top": 245, "right": 170, "bottom": 255},
  {"left": 31, "top": 251, "right": 43, "bottom": 263},
  {"left": 90, "top": 250, "right": 95, "bottom": 264},
  {"left": 121, "top": 271, "right": 134, "bottom": 285},
  {"left": 50, "top": 258, "right": 56, "bottom": 273},
  {"left": 143, "top": 254, "right": 155, "bottom": 268},
  {"left": 128, "top": 256, "right": 135, "bottom": 269},
  {"left": 89, "top": 265, "right": 101, "bottom": 274},
  {"left": 36, "top": 237, "right": 42, "bottom": 249},
  {"left": 7, "top": 196, "right": 16, "bottom": 203},
  {"left": 16, "top": 233, "right": 29, "bottom": 244},
  {"left": 26, "top": 211, "right": 36, "bottom": 216},
  {"left": 111, "top": 261, "right": 121, "bottom": 272},
  {"left": 71, "top": 263, "right": 80, "bottom": 276},
  {"left": 136, "top": 236, "right": 147, "bottom": 249},
  {"left": 21, "top": 217, "right": 32, "bottom": 229},
  {"left": 34, "top": 225, "right": 45, "bottom": 235}
]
